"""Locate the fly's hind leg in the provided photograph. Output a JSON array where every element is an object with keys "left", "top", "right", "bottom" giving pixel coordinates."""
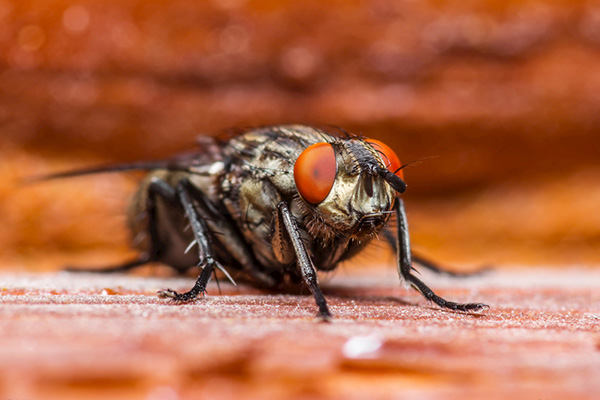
[
  {"left": 64, "top": 256, "right": 151, "bottom": 274},
  {"left": 63, "top": 176, "right": 177, "bottom": 275},
  {"left": 382, "top": 228, "right": 489, "bottom": 277},
  {"left": 395, "top": 199, "right": 488, "bottom": 312},
  {"left": 411, "top": 253, "right": 490, "bottom": 277}
]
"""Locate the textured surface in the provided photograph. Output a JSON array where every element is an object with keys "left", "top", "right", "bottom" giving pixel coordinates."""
[{"left": 1, "top": 268, "right": 599, "bottom": 399}]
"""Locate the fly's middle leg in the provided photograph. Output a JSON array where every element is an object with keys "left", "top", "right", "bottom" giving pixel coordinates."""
[{"left": 156, "top": 178, "right": 224, "bottom": 302}]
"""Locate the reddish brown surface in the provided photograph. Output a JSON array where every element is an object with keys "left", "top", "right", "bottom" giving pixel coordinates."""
[{"left": 1, "top": 268, "right": 599, "bottom": 399}]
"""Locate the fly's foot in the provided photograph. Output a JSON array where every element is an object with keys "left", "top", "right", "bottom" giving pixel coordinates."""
[
  {"left": 450, "top": 302, "right": 489, "bottom": 313},
  {"left": 424, "top": 289, "right": 490, "bottom": 313},
  {"left": 157, "top": 288, "right": 204, "bottom": 303},
  {"left": 316, "top": 312, "right": 332, "bottom": 323}
]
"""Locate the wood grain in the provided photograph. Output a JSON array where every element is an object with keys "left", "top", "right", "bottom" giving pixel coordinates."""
[{"left": 1, "top": 268, "right": 599, "bottom": 399}]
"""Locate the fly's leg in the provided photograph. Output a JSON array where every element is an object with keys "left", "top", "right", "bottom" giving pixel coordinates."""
[
  {"left": 395, "top": 199, "right": 488, "bottom": 312},
  {"left": 277, "top": 201, "right": 332, "bottom": 320},
  {"left": 411, "top": 254, "right": 490, "bottom": 277},
  {"left": 186, "top": 181, "right": 275, "bottom": 288},
  {"left": 62, "top": 177, "right": 176, "bottom": 274},
  {"left": 64, "top": 257, "right": 150, "bottom": 274},
  {"left": 382, "top": 229, "right": 488, "bottom": 277},
  {"left": 157, "top": 178, "right": 220, "bottom": 302},
  {"left": 158, "top": 260, "right": 214, "bottom": 302}
]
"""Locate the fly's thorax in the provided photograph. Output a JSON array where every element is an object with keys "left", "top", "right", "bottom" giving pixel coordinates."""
[
  {"left": 223, "top": 126, "right": 402, "bottom": 245},
  {"left": 223, "top": 125, "right": 328, "bottom": 205}
]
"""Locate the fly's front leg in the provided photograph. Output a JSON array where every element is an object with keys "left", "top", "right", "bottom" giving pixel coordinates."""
[
  {"left": 395, "top": 199, "right": 488, "bottom": 312},
  {"left": 277, "top": 201, "right": 332, "bottom": 320},
  {"left": 157, "top": 178, "right": 220, "bottom": 303}
]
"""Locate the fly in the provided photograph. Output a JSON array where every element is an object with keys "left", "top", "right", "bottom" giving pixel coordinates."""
[{"left": 38, "top": 125, "right": 488, "bottom": 319}]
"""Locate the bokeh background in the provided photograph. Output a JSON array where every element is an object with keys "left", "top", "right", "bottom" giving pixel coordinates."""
[{"left": 1, "top": 0, "right": 600, "bottom": 271}]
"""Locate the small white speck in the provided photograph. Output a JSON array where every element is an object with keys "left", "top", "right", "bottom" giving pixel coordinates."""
[
  {"left": 209, "top": 161, "right": 225, "bottom": 175},
  {"left": 342, "top": 335, "right": 383, "bottom": 359}
]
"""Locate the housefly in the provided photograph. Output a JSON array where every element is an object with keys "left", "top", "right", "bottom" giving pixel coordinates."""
[{"left": 41, "top": 125, "right": 488, "bottom": 318}]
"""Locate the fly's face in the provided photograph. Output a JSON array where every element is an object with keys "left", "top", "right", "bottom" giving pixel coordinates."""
[{"left": 294, "top": 136, "right": 406, "bottom": 241}]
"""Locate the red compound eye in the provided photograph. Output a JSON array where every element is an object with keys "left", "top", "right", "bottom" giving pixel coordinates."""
[
  {"left": 366, "top": 139, "right": 403, "bottom": 179},
  {"left": 294, "top": 142, "right": 337, "bottom": 205}
]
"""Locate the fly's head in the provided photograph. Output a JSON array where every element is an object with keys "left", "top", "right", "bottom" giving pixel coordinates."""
[{"left": 293, "top": 136, "right": 406, "bottom": 242}]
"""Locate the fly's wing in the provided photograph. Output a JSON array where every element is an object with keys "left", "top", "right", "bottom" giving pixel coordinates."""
[
  {"left": 25, "top": 136, "right": 228, "bottom": 275},
  {"left": 24, "top": 160, "right": 177, "bottom": 182},
  {"left": 24, "top": 136, "right": 224, "bottom": 183}
]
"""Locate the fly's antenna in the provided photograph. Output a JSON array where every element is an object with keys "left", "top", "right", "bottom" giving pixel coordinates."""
[
  {"left": 392, "top": 156, "right": 439, "bottom": 175},
  {"left": 375, "top": 167, "right": 407, "bottom": 193},
  {"left": 377, "top": 156, "right": 438, "bottom": 192}
]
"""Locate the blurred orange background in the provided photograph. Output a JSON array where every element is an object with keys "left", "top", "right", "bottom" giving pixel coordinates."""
[{"left": 1, "top": 0, "right": 600, "bottom": 270}]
